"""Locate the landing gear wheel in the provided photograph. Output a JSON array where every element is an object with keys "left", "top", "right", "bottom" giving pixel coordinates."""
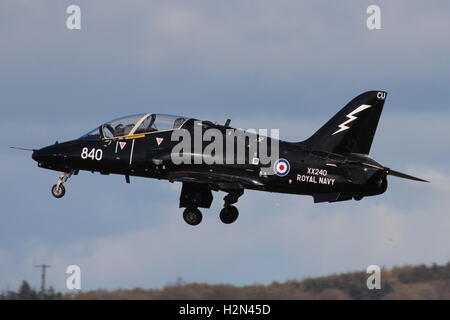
[
  {"left": 183, "top": 207, "right": 203, "bottom": 226},
  {"left": 51, "top": 184, "right": 66, "bottom": 198},
  {"left": 220, "top": 205, "right": 239, "bottom": 224},
  {"left": 51, "top": 171, "right": 74, "bottom": 199}
]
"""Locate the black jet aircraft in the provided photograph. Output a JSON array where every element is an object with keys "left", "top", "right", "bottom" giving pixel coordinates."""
[{"left": 16, "top": 91, "right": 427, "bottom": 226}]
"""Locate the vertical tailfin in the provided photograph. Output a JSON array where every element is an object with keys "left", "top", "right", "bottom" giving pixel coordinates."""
[{"left": 302, "top": 91, "right": 387, "bottom": 155}]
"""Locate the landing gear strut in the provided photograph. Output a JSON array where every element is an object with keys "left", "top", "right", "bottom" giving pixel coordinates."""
[{"left": 51, "top": 170, "right": 74, "bottom": 198}]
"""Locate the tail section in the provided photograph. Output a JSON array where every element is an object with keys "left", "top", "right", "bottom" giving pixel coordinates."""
[{"left": 303, "top": 91, "right": 387, "bottom": 155}]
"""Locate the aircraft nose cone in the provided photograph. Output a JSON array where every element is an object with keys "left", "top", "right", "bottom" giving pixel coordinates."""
[
  {"left": 32, "top": 143, "right": 71, "bottom": 171},
  {"left": 32, "top": 147, "right": 52, "bottom": 163},
  {"left": 32, "top": 149, "right": 41, "bottom": 162}
]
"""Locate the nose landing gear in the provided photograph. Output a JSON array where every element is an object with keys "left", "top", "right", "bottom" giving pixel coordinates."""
[
  {"left": 51, "top": 170, "right": 75, "bottom": 198},
  {"left": 51, "top": 183, "right": 66, "bottom": 198}
]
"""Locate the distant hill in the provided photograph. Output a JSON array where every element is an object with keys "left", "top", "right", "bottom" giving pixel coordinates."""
[
  {"left": 69, "top": 261, "right": 450, "bottom": 300},
  {"left": 3, "top": 261, "right": 450, "bottom": 300}
]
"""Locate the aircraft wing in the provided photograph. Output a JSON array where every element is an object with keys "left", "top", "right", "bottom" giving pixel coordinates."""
[{"left": 167, "top": 170, "right": 265, "bottom": 190}]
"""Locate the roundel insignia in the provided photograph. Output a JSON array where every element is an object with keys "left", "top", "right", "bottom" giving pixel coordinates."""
[{"left": 274, "top": 159, "right": 290, "bottom": 177}]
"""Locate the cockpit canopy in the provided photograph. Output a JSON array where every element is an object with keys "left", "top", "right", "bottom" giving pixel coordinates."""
[{"left": 81, "top": 113, "right": 189, "bottom": 140}]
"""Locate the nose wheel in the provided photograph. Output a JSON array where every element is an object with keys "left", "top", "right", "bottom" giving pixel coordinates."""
[
  {"left": 51, "top": 184, "right": 66, "bottom": 198},
  {"left": 51, "top": 171, "right": 74, "bottom": 199}
]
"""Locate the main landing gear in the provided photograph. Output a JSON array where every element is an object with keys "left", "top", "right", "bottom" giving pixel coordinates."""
[
  {"left": 51, "top": 170, "right": 75, "bottom": 198},
  {"left": 183, "top": 207, "right": 203, "bottom": 226},
  {"left": 219, "top": 189, "right": 243, "bottom": 224},
  {"left": 179, "top": 182, "right": 244, "bottom": 226},
  {"left": 219, "top": 205, "right": 239, "bottom": 224}
]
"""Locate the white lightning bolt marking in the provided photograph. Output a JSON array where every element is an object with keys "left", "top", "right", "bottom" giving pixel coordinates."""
[{"left": 332, "top": 104, "right": 372, "bottom": 135}]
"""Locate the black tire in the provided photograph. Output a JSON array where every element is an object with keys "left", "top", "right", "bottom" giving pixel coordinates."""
[
  {"left": 51, "top": 184, "right": 65, "bottom": 198},
  {"left": 183, "top": 207, "right": 202, "bottom": 226},
  {"left": 220, "top": 205, "right": 239, "bottom": 224}
]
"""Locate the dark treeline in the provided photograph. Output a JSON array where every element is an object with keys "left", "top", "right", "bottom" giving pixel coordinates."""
[
  {"left": 0, "top": 281, "right": 62, "bottom": 300},
  {"left": 2, "top": 261, "right": 450, "bottom": 300}
]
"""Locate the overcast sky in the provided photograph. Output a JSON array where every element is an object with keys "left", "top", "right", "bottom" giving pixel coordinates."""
[{"left": 1, "top": 0, "right": 450, "bottom": 292}]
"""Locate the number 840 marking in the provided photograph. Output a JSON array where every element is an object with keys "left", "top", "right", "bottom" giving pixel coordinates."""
[{"left": 81, "top": 147, "right": 103, "bottom": 161}]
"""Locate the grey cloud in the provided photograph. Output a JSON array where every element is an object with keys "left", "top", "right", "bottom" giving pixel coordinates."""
[{"left": 2, "top": 1, "right": 450, "bottom": 77}]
